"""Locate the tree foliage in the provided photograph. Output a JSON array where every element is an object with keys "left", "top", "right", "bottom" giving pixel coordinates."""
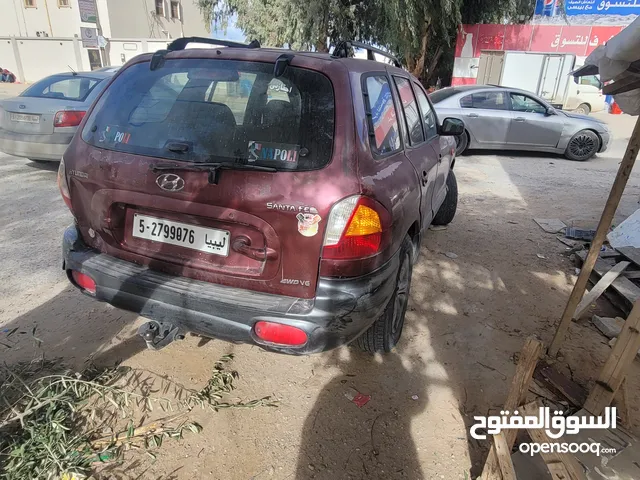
[{"left": 195, "top": 0, "right": 536, "bottom": 84}]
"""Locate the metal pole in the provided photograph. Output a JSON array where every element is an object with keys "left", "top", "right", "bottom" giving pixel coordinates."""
[{"left": 549, "top": 115, "right": 640, "bottom": 357}]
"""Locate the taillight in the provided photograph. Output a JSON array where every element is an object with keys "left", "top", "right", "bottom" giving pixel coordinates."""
[
  {"left": 54, "top": 110, "right": 86, "bottom": 127},
  {"left": 322, "top": 196, "right": 388, "bottom": 259},
  {"left": 57, "top": 157, "right": 72, "bottom": 211},
  {"left": 254, "top": 321, "right": 308, "bottom": 346},
  {"left": 71, "top": 270, "right": 96, "bottom": 294}
]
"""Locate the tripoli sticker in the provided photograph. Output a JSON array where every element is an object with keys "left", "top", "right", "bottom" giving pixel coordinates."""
[
  {"left": 98, "top": 125, "right": 131, "bottom": 144},
  {"left": 248, "top": 141, "right": 299, "bottom": 169},
  {"left": 297, "top": 213, "right": 322, "bottom": 237}
]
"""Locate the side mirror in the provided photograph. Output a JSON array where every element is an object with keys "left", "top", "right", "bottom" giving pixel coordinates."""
[
  {"left": 545, "top": 107, "right": 556, "bottom": 116},
  {"left": 439, "top": 117, "right": 465, "bottom": 136}
]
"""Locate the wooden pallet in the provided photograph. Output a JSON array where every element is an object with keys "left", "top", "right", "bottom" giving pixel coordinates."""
[{"left": 576, "top": 250, "right": 640, "bottom": 315}]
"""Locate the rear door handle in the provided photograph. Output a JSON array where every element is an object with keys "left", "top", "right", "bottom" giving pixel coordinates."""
[
  {"left": 438, "top": 153, "right": 443, "bottom": 164},
  {"left": 422, "top": 171, "right": 428, "bottom": 186},
  {"left": 467, "top": 113, "right": 479, "bottom": 118},
  {"left": 515, "top": 117, "right": 526, "bottom": 122}
]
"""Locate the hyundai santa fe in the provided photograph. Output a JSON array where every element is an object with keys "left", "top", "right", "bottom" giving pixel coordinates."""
[{"left": 59, "top": 38, "right": 464, "bottom": 354}]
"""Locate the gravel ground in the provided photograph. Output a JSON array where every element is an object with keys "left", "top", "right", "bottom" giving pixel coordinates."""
[{"left": 1, "top": 83, "right": 638, "bottom": 479}]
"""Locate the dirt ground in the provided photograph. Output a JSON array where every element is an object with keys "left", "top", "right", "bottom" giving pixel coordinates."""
[{"left": 1, "top": 80, "right": 639, "bottom": 479}]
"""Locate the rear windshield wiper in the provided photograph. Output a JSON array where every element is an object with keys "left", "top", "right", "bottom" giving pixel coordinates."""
[{"left": 150, "top": 161, "right": 277, "bottom": 184}]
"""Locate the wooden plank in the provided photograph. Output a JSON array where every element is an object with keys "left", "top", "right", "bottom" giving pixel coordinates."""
[
  {"left": 521, "top": 401, "right": 587, "bottom": 480},
  {"left": 584, "top": 298, "right": 640, "bottom": 415},
  {"left": 617, "top": 246, "right": 640, "bottom": 268},
  {"left": 622, "top": 270, "right": 640, "bottom": 280},
  {"left": 614, "top": 377, "right": 630, "bottom": 427},
  {"left": 549, "top": 116, "right": 640, "bottom": 357},
  {"left": 481, "top": 338, "right": 543, "bottom": 479},
  {"left": 493, "top": 433, "right": 517, "bottom": 480},
  {"left": 573, "top": 261, "right": 629, "bottom": 319},
  {"left": 534, "top": 361, "right": 587, "bottom": 407},
  {"left": 577, "top": 250, "right": 640, "bottom": 308}
]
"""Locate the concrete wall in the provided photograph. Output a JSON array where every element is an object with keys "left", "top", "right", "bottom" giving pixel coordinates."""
[
  {"left": 0, "top": 39, "right": 20, "bottom": 75},
  {"left": 106, "top": 0, "right": 208, "bottom": 39},
  {"left": 0, "top": 36, "right": 172, "bottom": 82},
  {"left": 18, "top": 37, "right": 87, "bottom": 79},
  {"left": 108, "top": 38, "right": 169, "bottom": 65}
]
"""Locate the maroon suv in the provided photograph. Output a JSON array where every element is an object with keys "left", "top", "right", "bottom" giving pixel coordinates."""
[{"left": 59, "top": 38, "right": 463, "bottom": 354}]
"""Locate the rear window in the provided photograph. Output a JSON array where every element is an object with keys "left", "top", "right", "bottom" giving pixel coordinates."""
[
  {"left": 21, "top": 75, "right": 101, "bottom": 102},
  {"left": 81, "top": 59, "right": 335, "bottom": 170},
  {"left": 429, "top": 88, "right": 459, "bottom": 104}
]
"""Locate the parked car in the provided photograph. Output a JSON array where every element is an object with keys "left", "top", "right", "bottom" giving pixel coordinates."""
[
  {"left": 0, "top": 70, "right": 114, "bottom": 162},
  {"left": 430, "top": 85, "right": 610, "bottom": 161},
  {"left": 59, "top": 38, "right": 464, "bottom": 355},
  {"left": 474, "top": 52, "right": 605, "bottom": 114}
]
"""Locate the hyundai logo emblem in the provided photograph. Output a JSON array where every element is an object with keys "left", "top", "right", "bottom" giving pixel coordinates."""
[
  {"left": 156, "top": 173, "right": 185, "bottom": 192},
  {"left": 19, "top": 104, "right": 26, "bottom": 109}
]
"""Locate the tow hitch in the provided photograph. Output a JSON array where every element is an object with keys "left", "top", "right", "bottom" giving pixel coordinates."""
[{"left": 138, "top": 321, "right": 185, "bottom": 350}]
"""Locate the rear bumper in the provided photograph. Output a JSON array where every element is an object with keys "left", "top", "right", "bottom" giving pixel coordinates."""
[
  {"left": 62, "top": 225, "right": 399, "bottom": 354},
  {"left": 0, "top": 128, "right": 73, "bottom": 161}
]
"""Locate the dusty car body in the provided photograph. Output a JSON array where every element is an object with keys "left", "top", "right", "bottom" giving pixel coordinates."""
[{"left": 60, "top": 38, "right": 463, "bottom": 354}]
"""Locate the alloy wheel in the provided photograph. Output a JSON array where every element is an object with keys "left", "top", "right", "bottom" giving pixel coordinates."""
[{"left": 569, "top": 133, "right": 596, "bottom": 158}]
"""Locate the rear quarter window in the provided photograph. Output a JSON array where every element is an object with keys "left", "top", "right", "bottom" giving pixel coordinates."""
[
  {"left": 363, "top": 74, "right": 401, "bottom": 155},
  {"left": 81, "top": 59, "right": 335, "bottom": 171},
  {"left": 429, "top": 88, "right": 458, "bottom": 104}
]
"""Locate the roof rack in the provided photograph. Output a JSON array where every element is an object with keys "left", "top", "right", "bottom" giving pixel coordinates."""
[
  {"left": 331, "top": 40, "right": 402, "bottom": 68},
  {"left": 167, "top": 37, "right": 261, "bottom": 51},
  {"left": 150, "top": 37, "right": 261, "bottom": 70}
]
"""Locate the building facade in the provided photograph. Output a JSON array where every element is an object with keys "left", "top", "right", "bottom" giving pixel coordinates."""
[
  {"left": 0, "top": 0, "right": 209, "bottom": 82},
  {"left": 1, "top": 0, "right": 208, "bottom": 39}
]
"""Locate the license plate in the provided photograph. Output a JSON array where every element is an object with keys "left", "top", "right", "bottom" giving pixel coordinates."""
[
  {"left": 10, "top": 112, "right": 40, "bottom": 124},
  {"left": 132, "top": 213, "right": 230, "bottom": 256}
]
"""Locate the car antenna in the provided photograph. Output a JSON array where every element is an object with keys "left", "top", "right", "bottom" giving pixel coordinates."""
[{"left": 68, "top": 65, "right": 78, "bottom": 76}]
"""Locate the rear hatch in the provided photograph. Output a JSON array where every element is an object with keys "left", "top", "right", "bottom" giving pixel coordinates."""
[
  {"left": 66, "top": 53, "right": 354, "bottom": 298},
  {"left": 0, "top": 74, "right": 102, "bottom": 134}
]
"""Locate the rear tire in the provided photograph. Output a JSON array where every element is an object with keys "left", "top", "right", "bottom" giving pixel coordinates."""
[
  {"left": 565, "top": 130, "right": 600, "bottom": 161},
  {"left": 455, "top": 130, "right": 469, "bottom": 156},
  {"left": 356, "top": 236, "right": 413, "bottom": 353},
  {"left": 432, "top": 170, "right": 458, "bottom": 226},
  {"left": 575, "top": 103, "right": 591, "bottom": 115}
]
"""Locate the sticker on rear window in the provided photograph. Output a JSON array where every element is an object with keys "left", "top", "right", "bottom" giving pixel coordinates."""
[
  {"left": 297, "top": 213, "right": 321, "bottom": 237},
  {"left": 248, "top": 141, "right": 299, "bottom": 168},
  {"left": 98, "top": 125, "right": 131, "bottom": 144}
]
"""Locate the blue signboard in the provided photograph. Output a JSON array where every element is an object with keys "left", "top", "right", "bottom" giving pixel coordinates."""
[{"left": 535, "top": 0, "right": 640, "bottom": 16}]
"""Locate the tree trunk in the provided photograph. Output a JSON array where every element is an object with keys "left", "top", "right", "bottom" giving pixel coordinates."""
[
  {"left": 411, "top": 23, "right": 430, "bottom": 78},
  {"left": 316, "top": 4, "right": 330, "bottom": 52},
  {"left": 425, "top": 45, "right": 443, "bottom": 85}
]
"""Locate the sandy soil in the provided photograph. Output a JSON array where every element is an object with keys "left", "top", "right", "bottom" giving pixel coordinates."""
[{"left": 1, "top": 103, "right": 639, "bottom": 479}]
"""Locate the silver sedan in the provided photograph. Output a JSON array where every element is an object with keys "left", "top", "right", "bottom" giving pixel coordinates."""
[
  {"left": 0, "top": 71, "right": 114, "bottom": 162},
  {"left": 430, "top": 85, "right": 610, "bottom": 161}
]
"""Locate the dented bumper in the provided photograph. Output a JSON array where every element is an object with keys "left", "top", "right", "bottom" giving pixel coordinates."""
[{"left": 62, "top": 225, "right": 399, "bottom": 354}]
